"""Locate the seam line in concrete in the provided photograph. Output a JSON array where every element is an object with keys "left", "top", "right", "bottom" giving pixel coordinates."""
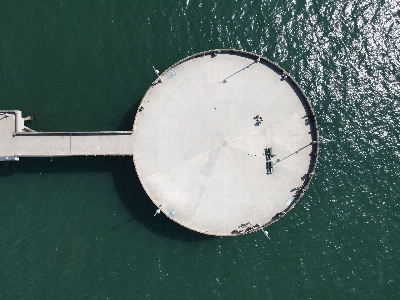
[{"left": 192, "top": 58, "right": 226, "bottom": 141}]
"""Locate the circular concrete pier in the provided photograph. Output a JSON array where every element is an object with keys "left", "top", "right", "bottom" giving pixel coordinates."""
[{"left": 133, "top": 49, "right": 319, "bottom": 236}]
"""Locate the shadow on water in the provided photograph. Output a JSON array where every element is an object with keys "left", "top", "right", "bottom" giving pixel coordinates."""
[{"left": 116, "top": 103, "right": 137, "bottom": 131}]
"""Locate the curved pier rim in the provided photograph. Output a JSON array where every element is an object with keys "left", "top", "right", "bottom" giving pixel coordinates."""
[{"left": 133, "top": 49, "right": 319, "bottom": 236}]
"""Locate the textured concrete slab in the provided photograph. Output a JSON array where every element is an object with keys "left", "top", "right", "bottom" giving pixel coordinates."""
[{"left": 133, "top": 50, "right": 319, "bottom": 236}]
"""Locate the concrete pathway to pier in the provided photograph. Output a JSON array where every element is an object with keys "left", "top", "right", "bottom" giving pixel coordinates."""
[{"left": 0, "top": 111, "right": 134, "bottom": 159}]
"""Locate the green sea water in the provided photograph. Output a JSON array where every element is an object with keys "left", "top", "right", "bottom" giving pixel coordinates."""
[{"left": 1, "top": 1, "right": 399, "bottom": 299}]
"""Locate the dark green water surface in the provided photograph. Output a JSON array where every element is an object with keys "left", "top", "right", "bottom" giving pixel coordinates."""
[{"left": 1, "top": 1, "right": 399, "bottom": 299}]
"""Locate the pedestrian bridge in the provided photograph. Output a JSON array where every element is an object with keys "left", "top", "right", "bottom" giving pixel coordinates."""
[{"left": 0, "top": 111, "right": 134, "bottom": 160}]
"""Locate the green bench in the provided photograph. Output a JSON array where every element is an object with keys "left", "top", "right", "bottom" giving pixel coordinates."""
[
  {"left": 266, "top": 161, "right": 274, "bottom": 174},
  {"left": 266, "top": 148, "right": 274, "bottom": 174},
  {"left": 265, "top": 147, "right": 272, "bottom": 160}
]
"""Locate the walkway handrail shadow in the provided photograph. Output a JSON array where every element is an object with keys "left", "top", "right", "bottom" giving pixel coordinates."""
[
  {"left": 220, "top": 61, "right": 256, "bottom": 83},
  {"left": 275, "top": 143, "right": 313, "bottom": 164}
]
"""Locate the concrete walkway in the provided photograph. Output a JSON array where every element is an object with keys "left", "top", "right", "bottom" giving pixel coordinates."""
[{"left": 0, "top": 111, "right": 134, "bottom": 159}]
